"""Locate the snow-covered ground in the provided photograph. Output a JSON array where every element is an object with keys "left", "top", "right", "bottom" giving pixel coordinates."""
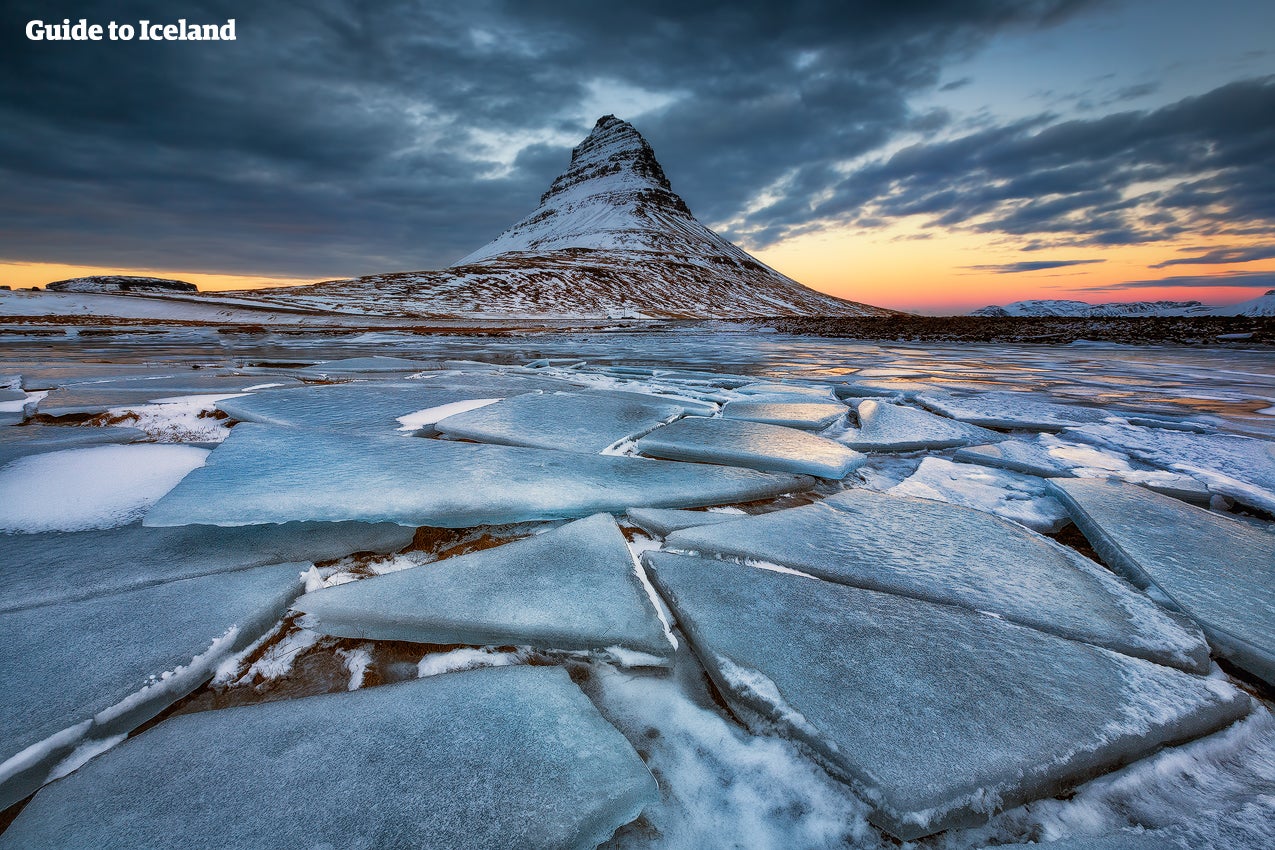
[{"left": 0, "top": 329, "right": 1272, "bottom": 849}]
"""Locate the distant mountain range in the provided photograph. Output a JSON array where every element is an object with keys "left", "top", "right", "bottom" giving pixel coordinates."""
[
  {"left": 217, "top": 115, "right": 891, "bottom": 319},
  {"left": 971, "top": 291, "right": 1275, "bottom": 318}
]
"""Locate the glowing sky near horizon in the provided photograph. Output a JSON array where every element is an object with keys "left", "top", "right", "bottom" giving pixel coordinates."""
[{"left": 2, "top": 0, "right": 1273, "bottom": 314}]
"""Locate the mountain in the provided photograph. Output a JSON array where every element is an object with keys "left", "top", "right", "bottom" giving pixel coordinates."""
[
  {"left": 224, "top": 116, "right": 890, "bottom": 319},
  {"left": 45, "top": 276, "right": 197, "bottom": 294},
  {"left": 1211, "top": 289, "right": 1275, "bottom": 317},
  {"left": 972, "top": 299, "right": 1219, "bottom": 318}
]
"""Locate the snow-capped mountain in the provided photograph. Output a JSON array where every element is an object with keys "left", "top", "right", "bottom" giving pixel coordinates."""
[
  {"left": 970, "top": 297, "right": 1272, "bottom": 318},
  {"left": 45, "top": 276, "right": 197, "bottom": 294},
  {"left": 223, "top": 116, "right": 890, "bottom": 319}
]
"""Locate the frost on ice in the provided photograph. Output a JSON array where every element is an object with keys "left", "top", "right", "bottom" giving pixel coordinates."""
[
  {"left": 644, "top": 552, "right": 1248, "bottom": 840},
  {"left": 0, "top": 562, "right": 303, "bottom": 809},
  {"left": 144, "top": 423, "right": 812, "bottom": 528},
  {"left": 1051, "top": 477, "right": 1275, "bottom": 686},
  {"left": 664, "top": 488, "right": 1210, "bottom": 670},
  {"left": 296, "top": 514, "right": 671, "bottom": 658},
  {"left": 0, "top": 667, "right": 657, "bottom": 850},
  {"left": 635, "top": 415, "right": 866, "bottom": 479},
  {"left": 0, "top": 444, "right": 208, "bottom": 533}
]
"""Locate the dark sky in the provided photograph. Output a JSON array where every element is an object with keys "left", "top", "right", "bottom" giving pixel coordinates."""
[{"left": 2, "top": 0, "right": 1273, "bottom": 294}]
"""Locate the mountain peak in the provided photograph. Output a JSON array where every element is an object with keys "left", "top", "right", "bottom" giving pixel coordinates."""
[{"left": 536, "top": 114, "right": 691, "bottom": 217}]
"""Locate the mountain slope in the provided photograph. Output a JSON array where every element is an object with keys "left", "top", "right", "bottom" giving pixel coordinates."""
[
  {"left": 972, "top": 299, "right": 1222, "bottom": 318},
  {"left": 227, "top": 116, "right": 890, "bottom": 319}
]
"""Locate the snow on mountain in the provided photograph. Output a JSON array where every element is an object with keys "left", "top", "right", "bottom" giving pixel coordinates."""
[
  {"left": 46, "top": 276, "right": 198, "bottom": 294},
  {"left": 222, "top": 116, "right": 891, "bottom": 319},
  {"left": 972, "top": 299, "right": 1220, "bottom": 318},
  {"left": 1211, "top": 289, "right": 1275, "bottom": 317}
]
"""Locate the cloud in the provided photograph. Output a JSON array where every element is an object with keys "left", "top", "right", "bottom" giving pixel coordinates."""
[
  {"left": 965, "top": 259, "right": 1105, "bottom": 273},
  {"left": 1078, "top": 270, "right": 1275, "bottom": 291},
  {"left": 1152, "top": 245, "right": 1275, "bottom": 267},
  {"left": 757, "top": 75, "right": 1275, "bottom": 253},
  {"left": 0, "top": 0, "right": 1100, "bottom": 278}
]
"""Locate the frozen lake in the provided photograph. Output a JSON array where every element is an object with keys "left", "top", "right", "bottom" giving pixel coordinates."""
[{"left": 1, "top": 327, "right": 1272, "bottom": 849}]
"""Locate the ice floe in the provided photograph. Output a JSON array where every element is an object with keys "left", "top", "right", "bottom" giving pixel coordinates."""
[
  {"left": 917, "top": 391, "right": 1110, "bottom": 430},
  {"left": 888, "top": 456, "right": 1070, "bottom": 532},
  {"left": 433, "top": 390, "right": 700, "bottom": 453},
  {"left": 296, "top": 514, "right": 671, "bottom": 658},
  {"left": 0, "top": 444, "right": 208, "bottom": 533},
  {"left": 0, "top": 562, "right": 303, "bottom": 809},
  {"left": 0, "top": 521, "right": 414, "bottom": 612},
  {"left": 645, "top": 552, "right": 1248, "bottom": 840},
  {"left": 0, "top": 424, "right": 145, "bottom": 468},
  {"left": 144, "top": 424, "right": 811, "bottom": 528},
  {"left": 1063, "top": 421, "right": 1275, "bottom": 513},
  {"left": 664, "top": 489, "right": 1210, "bottom": 670},
  {"left": 1051, "top": 478, "right": 1275, "bottom": 686},
  {"left": 720, "top": 400, "right": 847, "bottom": 430},
  {"left": 636, "top": 416, "right": 866, "bottom": 478},
  {"left": 0, "top": 666, "right": 657, "bottom": 850},
  {"left": 33, "top": 375, "right": 295, "bottom": 417},
  {"left": 841, "top": 399, "right": 1008, "bottom": 452}
]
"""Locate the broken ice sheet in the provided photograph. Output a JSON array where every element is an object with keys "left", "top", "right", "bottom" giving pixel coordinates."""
[
  {"left": 644, "top": 552, "right": 1248, "bottom": 840},
  {"left": 1051, "top": 477, "right": 1275, "bottom": 686},
  {"left": 33, "top": 375, "right": 297, "bottom": 417},
  {"left": 0, "top": 444, "right": 208, "bottom": 533},
  {"left": 665, "top": 489, "right": 1210, "bottom": 671},
  {"left": 917, "top": 391, "right": 1109, "bottom": 430},
  {"left": 0, "top": 562, "right": 303, "bottom": 809},
  {"left": 720, "top": 400, "right": 847, "bottom": 430},
  {"left": 294, "top": 355, "right": 442, "bottom": 376},
  {"left": 216, "top": 382, "right": 506, "bottom": 435},
  {"left": 953, "top": 439, "right": 1074, "bottom": 478},
  {"left": 841, "top": 399, "right": 1007, "bottom": 452},
  {"left": 433, "top": 390, "right": 694, "bottom": 453},
  {"left": 296, "top": 514, "right": 671, "bottom": 658},
  {"left": 144, "top": 424, "right": 812, "bottom": 528},
  {"left": 888, "top": 456, "right": 1070, "bottom": 533},
  {"left": 1063, "top": 421, "right": 1275, "bottom": 513},
  {"left": 0, "top": 667, "right": 657, "bottom": 850},
  {"left": 635, "top": 416, "right": 866, "bottom": 479},
  {"left": 0, "top": 521, "right": 414, "bottom": 612}
]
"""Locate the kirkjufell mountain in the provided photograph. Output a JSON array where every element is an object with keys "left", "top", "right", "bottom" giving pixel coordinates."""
[{"left": 230, "top": 116, "right": 891, "bottom": 319}]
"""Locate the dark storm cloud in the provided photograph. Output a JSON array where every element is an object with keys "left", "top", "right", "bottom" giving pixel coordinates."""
[
  {"left": 1152, "top": 245, "right": 1275, "bottom": 268},
  {"left": 1079, "top": 271, "right": 1275, "bottom": 291},
  {"left": 965, "top": 259, "right": 1105, "bottom": 273},
  {"left": 0, "top": 0, "right": 1097, "bottom": 278},
  {"left": 776, "top": 76, "right": 1275, "bottom": 252}
]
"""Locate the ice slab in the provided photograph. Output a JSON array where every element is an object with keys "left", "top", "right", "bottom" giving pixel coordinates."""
[
  {"left": 144, "top": 424, "right": 812, "bottom": 528},
  {"left": 645, "top": 552, "right": 1248, "bottom": 840},
  {"left": 735, "top": 382, "right": 838, "bottom": 400},
  {"left": 1051, "top": 478, "right": 1275, "bottom": 686},
  {"left": 0, "top": 424, "right": 146, "bottom": 467},
  {"left": 296, "top": 355, "right": 442, "bottom": 375},
  {"left": 0, "top": 444, "right": 208, "bottom": 533},
  {"left": 412, "top": 372, "right": 585, "bottom": 394},
  {"left": 215, "top": 383, "right": 506, "bottom": 435},
  {"left": 625, "top": 507, "right": 744, "bottom": 537},
  {"left": 297, "top": 514, "right": 669, "bottom": 657},
  {"left": 889, "top": 456, "right": 1070, "bottom": 532},
  {"left": 434, "top": 390, "right": 691, "bottom": 453},
  {"left": 0, "top": 666, "right": 657, "bottom": 850},
  {"left": 720, "top": 401, "right": 847, "bottom": 430},
  {"left": 841, "top": 399, "right": 1008, "bottom": 452},
  {"left": 0, "top": 562, "right": 303, "bottom": 809},
  {"left": 665, "top": 489, "right": 1209, "bottom": 671},
  {"left": 34, "top": 375, "right": 297, "bottom": 417},
  {"left": 1063, "top": 422, "right": 1275, "bottom": 514},
  {"left": 953, "top": 440, "right": 1073, "bottom": 477},
  {"left": 636, "top": 416, "right": 866, "bottom": 479},
  {"left": 0, "top": 521, "right": 414, "bottom": 612},
  {"left": 917, "top": 391, "right": 1109, "bottom": 431}
]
